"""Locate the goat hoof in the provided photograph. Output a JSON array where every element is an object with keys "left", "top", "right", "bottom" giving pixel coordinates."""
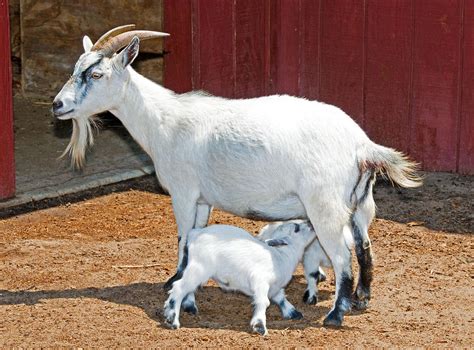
[
  {"left": 163, "top": 313, "right": 179, "bottom": 329},
  {"left": 182, "top": 303, "right": 198, "bottom": 315},
  {"left": 352, "top": 288, "right": 370, "bottom": 310},
  {"left": 303, "top": 290, "right": 317, "bottom": 305},
  {"left": 165, "top": 319, "right": 180, "bottom": 329},
  {"left": 163, "top": 310, "right": 180, "bottom": 329},
  {"left": 286, "top": 309, "right": 303, "bottom": 320},
  {"left": 251, "top": 320, "right": 268, "bottom": 336},
  {"left": 352, "top": 297, "right": 369, "bottom": 311},
  {"left": 323, "top": 311, "right": 343, "bottom": 327}
]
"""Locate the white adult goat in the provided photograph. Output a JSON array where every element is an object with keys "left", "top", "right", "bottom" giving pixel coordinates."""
[
  {"left": 52, "top": 25, "right": 422, "bottom": 327},
  {"left": 164, "top": 221, "right": 314, "bottom": 335}
]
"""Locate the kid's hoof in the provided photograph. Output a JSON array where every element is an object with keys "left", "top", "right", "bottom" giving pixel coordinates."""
[
  {"left": 165, "top": 319, "right": 180, "bottom": 329},
  {"left": 303, "top": 290, "right": 317, "bottom": 305},
  {"left": 163, "top": 301, "right": 180, "bottom": 329},
  {"left": 286, "top": 309, "right": 303, "bottom": 320},
  {"left": 323, "top": 311, "right": 343, "bottom": 327},
  {"left": 182, "top": 303, "right": 198, "bottom": 315},
  {"left": 251, "top": 320, "right": 268, "bottom": 336},
  {"left": 163, "top": 310, "right": 180, "bottom": 329}
]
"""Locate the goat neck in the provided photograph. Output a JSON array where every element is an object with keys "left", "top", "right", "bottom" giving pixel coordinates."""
[{"left": 109, "top": 68, "right": 178, "bottom": 157}]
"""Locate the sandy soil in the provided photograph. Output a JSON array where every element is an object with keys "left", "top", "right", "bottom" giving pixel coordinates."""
[{"left": 0, "top": 189, "right": 473, "bottom": 347}]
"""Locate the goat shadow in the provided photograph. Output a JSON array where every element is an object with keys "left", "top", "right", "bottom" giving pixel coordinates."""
[{"left": 0, "top": 279, "right": 355, "bottom": 333}]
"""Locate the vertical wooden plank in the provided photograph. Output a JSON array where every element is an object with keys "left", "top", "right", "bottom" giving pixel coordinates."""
[
  {"left": 163, "top": 0, "right": 193, "bottom": 93},
  {"left": 235, "top": 0, "right": 266, "bottom": 98},
  {"left": 269, "top": 0, "right": 300, "bottom": 95},
  {"left": 364, "top": 0, "right": 413, "bottom": 152},
  {"left": 410, "top": 0, "right": 462, "bottom": 171},
  {"left": 459, "top": 0, "right": 474, "bottom": 174},
  {"left": 299, "top": 0, "right": 320, "bottom": 100},
  {"left": 264, "top": 0, "right": 271, "bottom": 95},
  {"left": 319, "top": 0, "right": 365, "bottom": 125},
  {"left": 196, "top": 0, "right": 235, "bottom": 97},
  {"left": 0, "top": 0, "right": 15, "bottom": 199}
]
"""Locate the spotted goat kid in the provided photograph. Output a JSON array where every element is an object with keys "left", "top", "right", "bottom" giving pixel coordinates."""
[
  {"left": 163, "top": 222, "right": 316, "bottom": 336},
  {"left": 258, "top": 220, "right": 355, "bottom": 306}
]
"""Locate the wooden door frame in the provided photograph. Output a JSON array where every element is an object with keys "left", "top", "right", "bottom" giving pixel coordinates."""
[{"left": 0, "top": 0, "right": 15, "bottom": 200}]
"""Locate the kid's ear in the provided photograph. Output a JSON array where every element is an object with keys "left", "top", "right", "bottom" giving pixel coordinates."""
[
  {"left": 83, "top": 35, "right": 93, "bottom": 52},
  {"left": 113, "top": 36, "right": 140, "bottom": 69},
  {"left": 265, "top": 238, "right": 289, "bottom": 247}
]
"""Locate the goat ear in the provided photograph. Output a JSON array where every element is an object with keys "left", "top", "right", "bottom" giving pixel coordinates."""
[
  {"left": 265, "top": 238, "right": 289, "bottom": 247},
  {"left": 114, "top": 36, "right": 140, "bottom": 69},
  {"left": 83, "top": 36, "right": 93, "bottom": 53}
]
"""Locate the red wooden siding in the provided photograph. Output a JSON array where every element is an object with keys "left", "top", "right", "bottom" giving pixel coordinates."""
[
  {"left": 163, "top": 0, "right": 192, "bottom": 93},
  {"left": 235, "top": 0, "right": 267, "bottom": 98},
  {"left": 459, "top": 0, "right": 474, "bottom": 174},
  {"left": 164, "top": 0, "right": 473, "bottom": 174},
  {"left": 0, "top": 0, "right": 15, "bottom": 200},
  {"left": 299, "top": 0, "right": 321, "bottom": 100},
  {"left": 269, "top": 0, "right": 301, "bottom": 96},
  {"left": 364, "top": 0, "right": 413, "bottom": 153},
  {"left": 320, "top": 0, "right": 365, "bottom": 125},
  {"left": 410, "top": 0, "right": 463, "bottom": 171}
]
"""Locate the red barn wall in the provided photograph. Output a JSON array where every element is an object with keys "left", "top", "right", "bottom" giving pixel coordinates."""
[
  {"left": 164, "top": 0, "right": 473, "bottom": 174},
  {"left": 0, "top": 0, "right": 15, "bottom": 199}
]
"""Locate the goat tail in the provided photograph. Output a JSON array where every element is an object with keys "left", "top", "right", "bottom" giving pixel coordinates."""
[{"left": 358, "top": 142, "right": 423, "bottom": 188}]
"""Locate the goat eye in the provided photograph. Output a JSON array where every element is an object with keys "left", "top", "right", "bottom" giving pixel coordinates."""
[{"left": 91, "top": 72, "right": 103, "bottom": 80}]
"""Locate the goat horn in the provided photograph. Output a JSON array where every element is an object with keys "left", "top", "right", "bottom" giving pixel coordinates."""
[
  {"left": 91, "top": 24, "right": 136, "bottom": 51},
  {"left": 94, "top": 30, "right": 169, "bottom": 57}
]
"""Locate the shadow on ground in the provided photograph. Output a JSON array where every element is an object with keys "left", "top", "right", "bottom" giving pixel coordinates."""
[
  {"left": 374, "top": 173, "right": 473, "bottom": 233},
  {"left": 0, "top": 280, "right": 337, "bottom": 333}
]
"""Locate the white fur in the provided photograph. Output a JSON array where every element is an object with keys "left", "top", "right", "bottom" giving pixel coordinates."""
[
  {"left": 258, "top": 220, "right": 354, "bottom": 305},
  {"left": 53, "top": 34, "right": 422, "bottom": 326},
  {"left": 163, "top": 222, "right": 315, "bottom": 335}
]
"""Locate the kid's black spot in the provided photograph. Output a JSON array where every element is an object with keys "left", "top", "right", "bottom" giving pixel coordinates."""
[{"left": 310, "top": 270, "right": 326, "bottom": 283}]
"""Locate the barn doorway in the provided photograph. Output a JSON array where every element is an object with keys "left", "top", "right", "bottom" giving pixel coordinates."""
[{"left": 6, "top": 1, "right": 165, "bottom": 206}]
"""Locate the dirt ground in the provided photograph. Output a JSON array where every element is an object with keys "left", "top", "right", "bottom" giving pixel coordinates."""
[{"left": 0, "top": 176, "right": 473, "bottom": 347}]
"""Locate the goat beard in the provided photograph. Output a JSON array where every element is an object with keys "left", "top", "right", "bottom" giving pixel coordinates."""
[{"left": 60, "top": 116, "right": 100, "bottom": 170}]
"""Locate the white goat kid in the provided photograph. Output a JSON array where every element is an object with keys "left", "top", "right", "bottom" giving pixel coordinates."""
[
  {"left": 163, "top": 222, "right": 314, "bottom": 335},
  {"left": 53, "top": 26, "right": 422, "bottom": 327},
  {"left": 258, "top": 220, "right": 354, "bottom": 306}
]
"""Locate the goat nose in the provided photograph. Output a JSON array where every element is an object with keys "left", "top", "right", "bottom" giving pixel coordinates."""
[{"left": 52, "top": 100, "right": 63, "bottom": 112}]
